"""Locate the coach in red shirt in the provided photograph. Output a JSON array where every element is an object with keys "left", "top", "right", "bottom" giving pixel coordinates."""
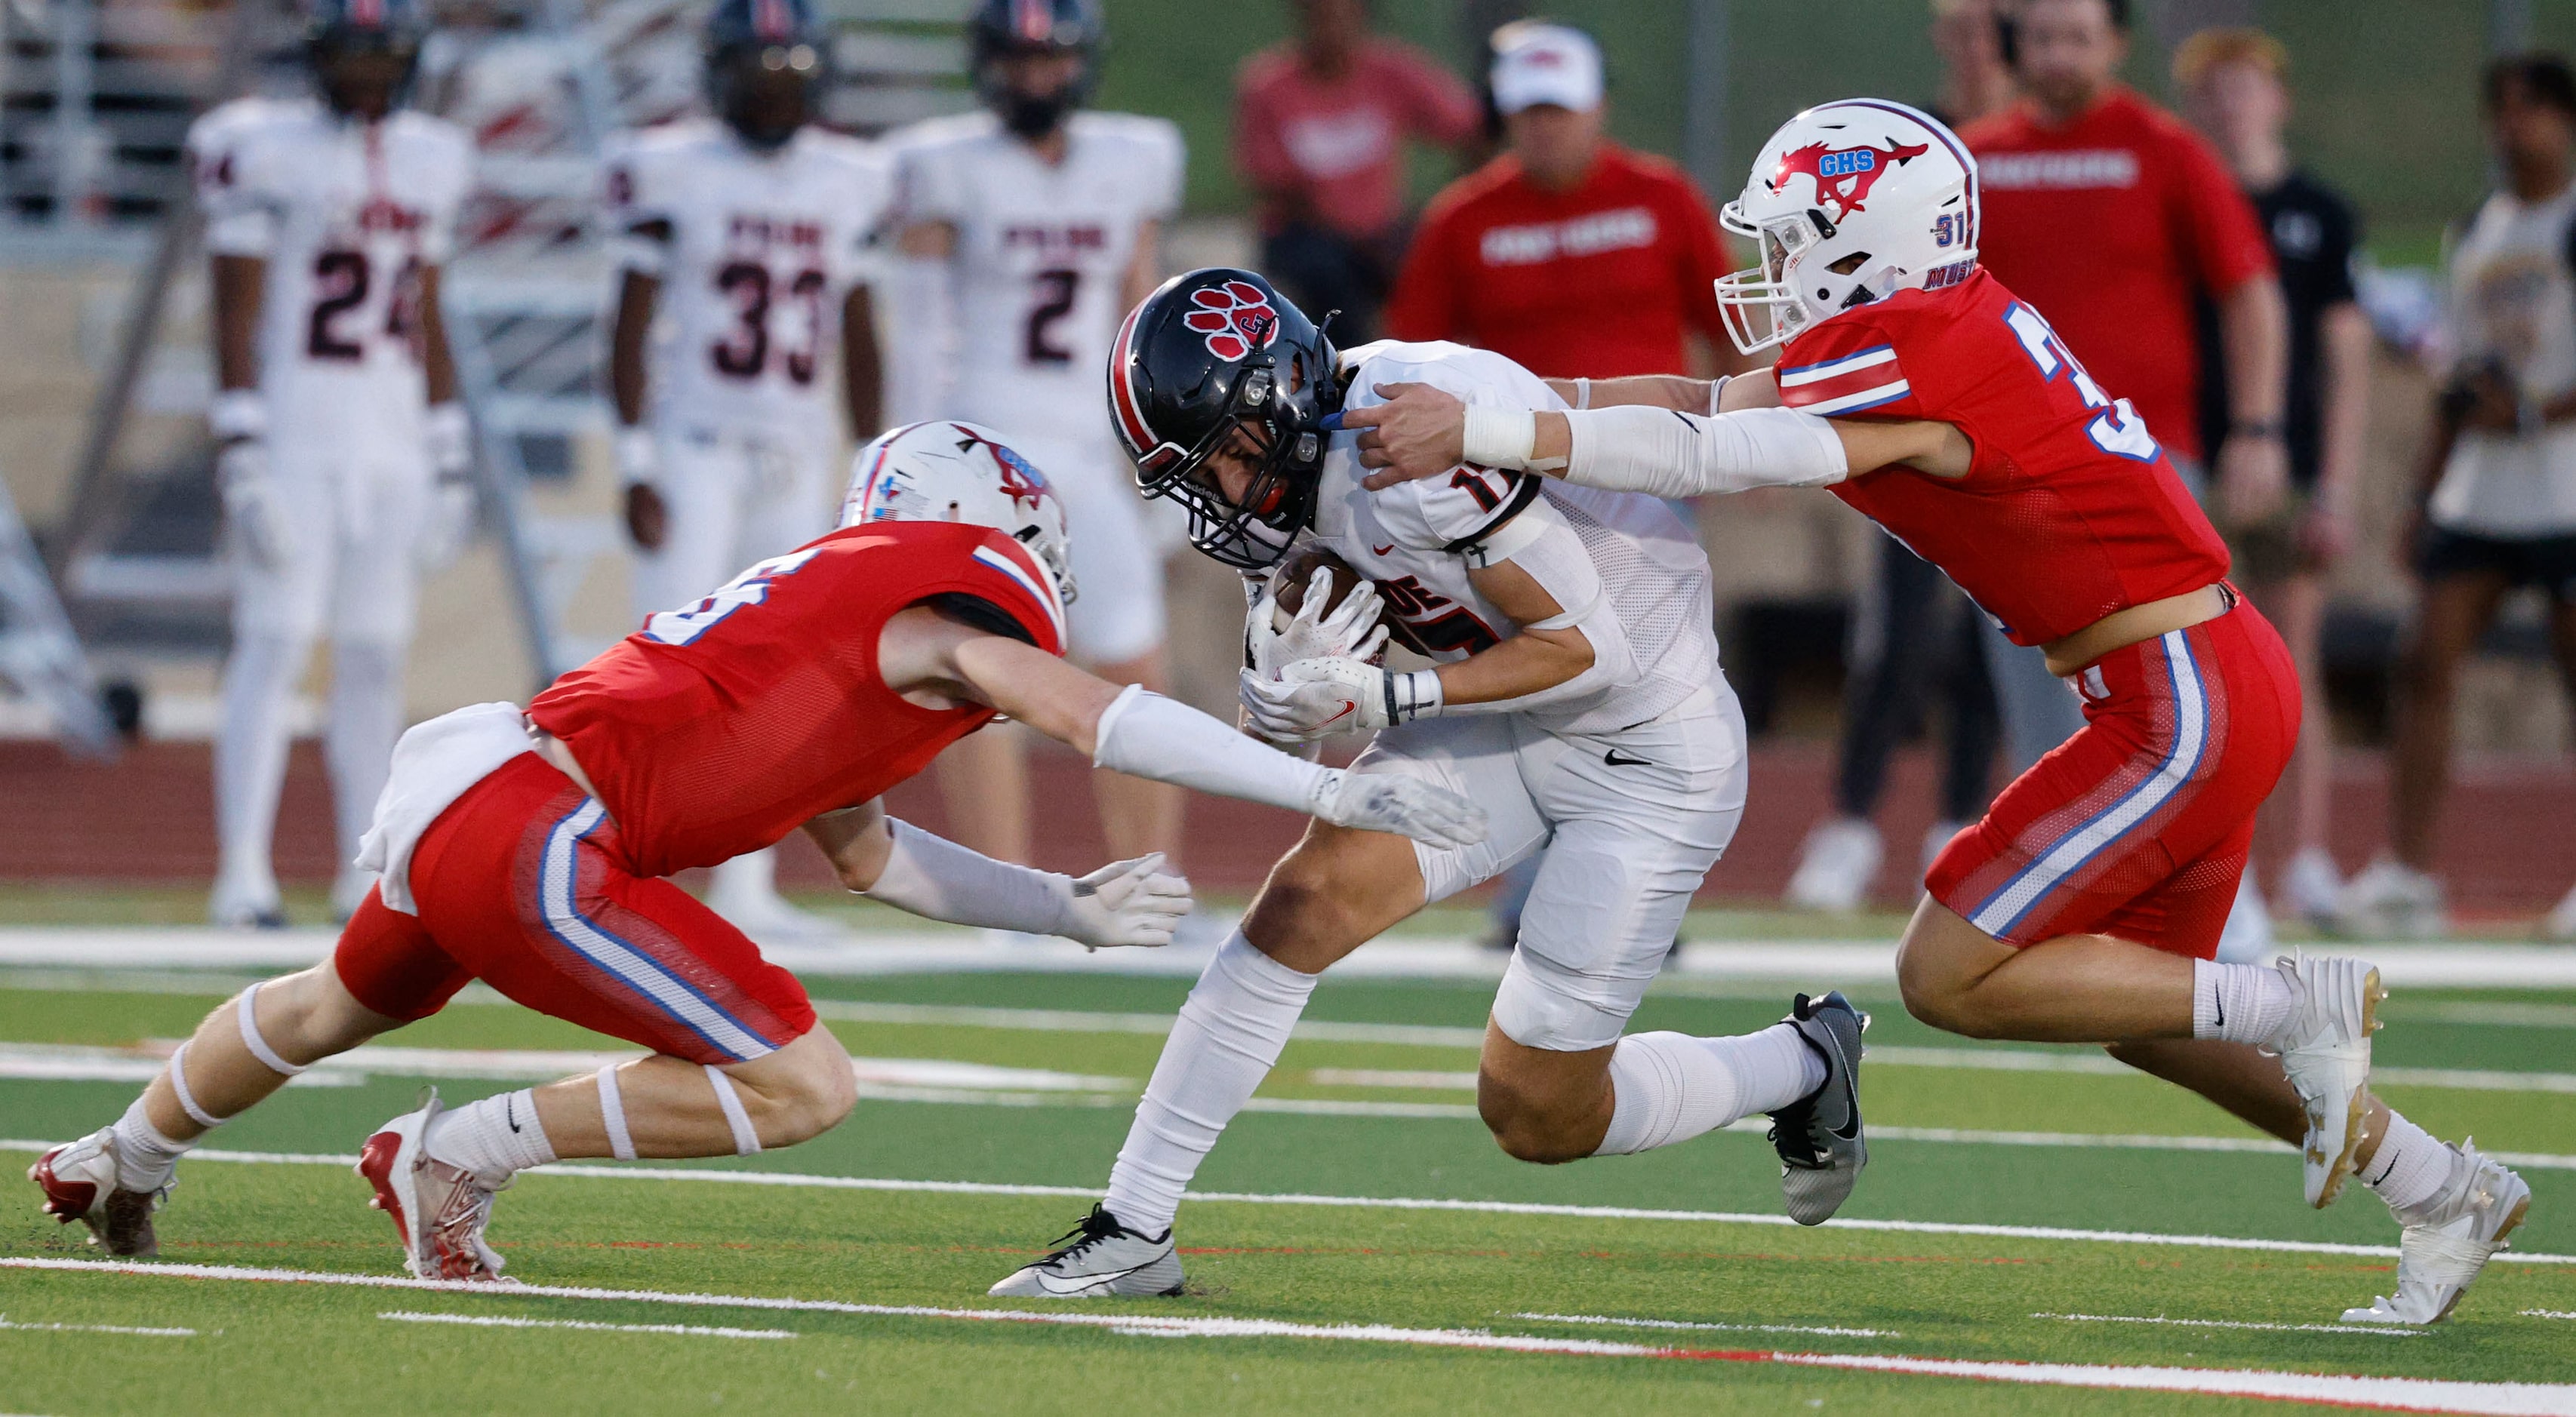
[
  {"left": 1383, "top": 21, "right": 1738, "bottom": 378},
  {"left": 1962, "top": 0, "right": 2289, "bottom": 514}
]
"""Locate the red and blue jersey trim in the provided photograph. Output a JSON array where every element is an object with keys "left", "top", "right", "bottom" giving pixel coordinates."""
[{"left": 1777, "top": 341, "right": 1914, "bottom": 416}]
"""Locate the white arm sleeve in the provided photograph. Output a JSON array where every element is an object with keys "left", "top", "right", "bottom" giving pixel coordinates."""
[
  {"left": 1092, "top": 684, "right": 1337, "bottom": 815},
  {"left": 862, "top": 817, "right": 1071, "bottom": 933},
  {"left": 883, "top": 251, "right": 959, "bottom": 425},
  {"left": 1442, "top": 511, "right": 1639, "bottom": 717},
  {"left": 1562, "top": 405, "right": 1849, "bottom": 498}
]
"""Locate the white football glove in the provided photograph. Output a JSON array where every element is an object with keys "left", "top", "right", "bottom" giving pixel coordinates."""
[
  {"left": 216, "top": 438, "right": 295, "bottom": 571},
  {"left": 1247, "top": 565, "right": 1389, "bottom": 681},
  {"left": 1239, "top": 654, "right": 1443, "bottom": 742},
  {"left": 1306, "top": 767, "right": 1487, "bottom": 850},
  {"left": 1055, "top": 852, "right": 1193, "bottom": 949}
]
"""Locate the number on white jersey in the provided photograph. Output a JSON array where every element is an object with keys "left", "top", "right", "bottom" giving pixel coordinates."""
[
  {"left": 709, "top": 262, "right": 829, "bottom": 385},
  {"left": 2002, "top": 302, "right": 2160, "bottom": 462},
  {"left": 303, "top": 250, "right": 422, "bottom": 364},
  {"left": 1023, "top": 269, "right": 1079, "bottom": 366},
  {"left": 642, "top": 547, "right": 823, "bottom": 645}
]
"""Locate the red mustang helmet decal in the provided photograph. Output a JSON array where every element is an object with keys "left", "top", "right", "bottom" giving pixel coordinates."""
[
  {"left": 1773, "top": 138, "right": 1930, "bottom": 220},
  {"left": 1183, "top": 280, "right": 1281, "bottom": 362},
  {"left": 953, "top": 425, "right": 1052, "bottom": 511}
]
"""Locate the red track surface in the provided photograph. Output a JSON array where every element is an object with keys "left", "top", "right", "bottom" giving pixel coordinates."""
[{"left": 4, "top": 739, "right": 2570, "bottom": 914}]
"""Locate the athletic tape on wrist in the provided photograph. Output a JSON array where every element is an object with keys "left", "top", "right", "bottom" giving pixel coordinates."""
[
  {"left": 596, "top": 1063, "right": 636, "bottom": 1160},
  {"left": 235, "top": 980, "right": 308, "bottom": 1077},
  {"left": 1460, "top": 404, "right": 1537, "bottom": 471},
  {"left": 165, "top": 1043, "right": 225, "bottom": 1130},
  {"left": 1571, "top": 377, "right": 1592, "bottom": 410},
  {"left": 1705, "top": 375, "right": 1732, "bottom": 416},
  {"left": 704, "top": 1065, "right": 762, "bottom": 1156}
]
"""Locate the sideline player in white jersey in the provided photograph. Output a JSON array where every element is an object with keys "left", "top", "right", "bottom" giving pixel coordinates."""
[
  {"left": 989, "top": 269, "right": 1870, "bottom": 1298},
  {"left": 883, "top": 0, "right": 1190, "bottom": 878},
  {"left": 191, "top": 0, "right": 477, "bottom": 928},
  {"left": 605, "top": 0, "right": 893, "bottom": 940}
]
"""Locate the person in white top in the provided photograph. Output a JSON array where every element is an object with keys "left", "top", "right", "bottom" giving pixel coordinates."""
[
  {"left": 191, "top": 0, "right": 478, "bottom": 929},
  {"left": 2343, "top": 54, "right": 2576, "bottom": 942},
  {"left": 882, "top": 0, "right": 1189, "bottom": 880},
  {"left": 605, "top": 0, "right": 892, "bottom": 941}
]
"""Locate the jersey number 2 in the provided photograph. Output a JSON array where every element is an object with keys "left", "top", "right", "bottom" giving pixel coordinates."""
[
  {"left": 1023, "top": 269, "right": 1078, "bottom": 366},
  {"left": 2002, "top": 303, "right": 2160, "bottom": 463}
]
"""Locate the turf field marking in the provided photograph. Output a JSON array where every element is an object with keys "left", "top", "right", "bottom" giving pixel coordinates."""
[
  {"left": 377, "top": 1311, "right": 796, "bottom": 1339},
  {"left": 1509, "top": 1311, "right": 1901, "bottom": 1339},
  {"left": 2527, "top": 1310, "right": 2576, "bottom": 1320},
  {"left": 5, "top": 1142, "right": 2571, "bottom": 1266},
  {"left": 2031, "top": 1311, "right": 2420, "bottom": 1338},
  {"left": 0, "top": 1314, "right": 195, "bottom": 1337},
  {"left": 7, "top": 1260, "right": 2571, "bottom": 1413}
]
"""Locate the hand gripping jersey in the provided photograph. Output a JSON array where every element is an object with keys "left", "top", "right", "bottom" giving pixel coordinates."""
[
  {"left": 1310, "top": 340, "right": 1722, "bottom": 736},
  {"left": 526, "top": 520, "right": 1067, "bottom": 878},
  {"left": 189, "top": 97, "right": 474, "bottom": 440},
  {"left": 606, "top": 119, "right": 895, "bottom": 443},
  {"left": 1775, "top": 269, "right": 2230, "bottom": 646},
  {"left": 889, "top": 109, "right": 1183, "bottom": 441}
]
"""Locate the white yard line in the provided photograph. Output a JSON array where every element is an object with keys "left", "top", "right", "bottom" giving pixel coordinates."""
[
  {"left": 2, "top": 1139, "right": 2568, "bottom": 1265},
  {"left": 2525, "top": 1310, "right": 2576, "bottom": 1320},
  {"left": 2031, "top": 1311, "right": 2419, "bottom": 1338},
  {"left": 1509, "top": 1311, "right": 1900, "bottom": 1339},
  {"left": 2, "top": 1259, "right": 2568, "bottom": 1414},
  {"left": 0, "top": 1315, "right": 195, "bottom": 1337},
  {"left": 377, "top": 1310, "right": 795, "bottom": 1339}
]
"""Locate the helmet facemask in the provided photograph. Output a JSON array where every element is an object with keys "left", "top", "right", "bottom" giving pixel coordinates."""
[
  {"left": 1133, "top": 355, "right": 1324, "bottom": 571},
  {"left": 709, "top": 41, "right": 819, "bottom": 151},
  {"left": 1713, "top": 205, "right": 1825, "bottom": 355}
]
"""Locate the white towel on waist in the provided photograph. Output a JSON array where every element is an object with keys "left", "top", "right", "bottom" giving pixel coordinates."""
[{"left": 354, "top": 701, "right": 537, "bottom": 914}]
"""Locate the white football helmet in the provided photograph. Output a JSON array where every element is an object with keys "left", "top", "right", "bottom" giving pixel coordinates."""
[
  {"left": 1713, "top": 98, "right": 1980, "bottom": 355},
  {"left": 840, "top": 421, "right": 1078, "bottom": 603}
]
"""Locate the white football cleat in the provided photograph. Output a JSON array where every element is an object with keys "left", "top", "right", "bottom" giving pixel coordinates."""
[
  {"left": 2337, "top": 857, "right": 2445, "bottom": 940},
  {"left": 2267, "top": 954, "right": 2385, "bottom": 1208},
  {"left": 2282, "top": 847, "right": 2344, "bottom": 927},
  {"left": 208, "top": 870, "right": 287, "bottom": 930},
  {"left": 29, "top": 1127, "right": 165, "bottom": 1257},
  {"left": 2341, "top": 1142, "right": 2531, "bottom": 1326},
  {"left": 989, "top": 1205, "right": 1183, "bottom": 1299},
  {"left": 357, "top": 1090, "right": 512, "bottom": 1282},
  {"left": 1786, "top": 818, "right": 1882, "bottom": 913}
]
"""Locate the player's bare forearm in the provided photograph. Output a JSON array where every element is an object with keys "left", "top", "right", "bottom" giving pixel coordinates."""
[
  {"left": 1539, "top": 373, "right": 1708, "bottom": 412},
  {"left": 1122, "top": 219, "right": 1163, "bottom": 312},
  {"left": 801, "top": 798, "right": 891, "bottom": 891},
  {"left": 947, "top": 631, "right": 1125, "bottom": 756},
  {"left": 416, "top": 263, "right": 458, "bottom": 405},
  {"left": 842, "top": 284, "right": 882, "bottom": 438},
  {"left": 211, "top": 254, "right": 266, "bottom": 391},
  {"left": 610, "top": 268, "right": 660, "bottom": 426},
  {"left": 1437, "top": 558, "right": 1591, "bottom": 705}
]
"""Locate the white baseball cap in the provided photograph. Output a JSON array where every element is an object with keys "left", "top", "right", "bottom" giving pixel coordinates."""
[{"left": 1489, "top": 22, "right": 1603, "bottom": 115}]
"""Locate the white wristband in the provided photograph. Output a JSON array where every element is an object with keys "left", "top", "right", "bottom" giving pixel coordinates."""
[
  {"left": 1570, "top": 377, "right": 1592, "bottom": 410},
  {"left": 209, "top": 389, "right": 266, "bottom": 442},
  {"left": 614, "top": 426, "right": 660, "bottom": 487},
  {"left": 1705, "top": 375, "right": 1732, "bottom": 416},
  {"left": 1460, "top": 404, "right": 1537, "bottom": 471},
  {"left": 1387, "top": 669, "right": 1442, "bottom": 724}
]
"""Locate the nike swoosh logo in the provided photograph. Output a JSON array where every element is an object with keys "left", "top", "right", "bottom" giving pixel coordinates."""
[
  {"left": 1372, "top": 543, "right": 1395, "bottom": 556},
  {"left": 1321, "top": 700, "right": 1357, "bottom": 727},
  {"left": 506, "top": 1096, "right": 521, "bottom": 1134},
  {"left": 1034, "top": 1263, "right": 1149, "bottom": 1296},
  {"left": 1602, "top": 748, "right": 1652, "bottom": 767},
  {"left": 2213, "top": 995, "right": 2224, "bottom": 1028}
]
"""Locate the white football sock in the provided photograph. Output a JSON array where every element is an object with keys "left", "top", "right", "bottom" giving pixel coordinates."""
[
  {"left": 325, "top": 639, "right": 405, "bottom": 871},
  {"left": 2190, "top": 958, "right": 2298, "bottom": 1046},
  {"left": 1593, "top": 1025, "right": 1824, "bottom": 1157},
  {"left": 2360, "top": 1110, "right": 2454, "bottom": 1222},
  {"left": 425, "top": 1089, "right": 559, "bottom": 1185},
  {"left": 110, "top": 1099, "right": 193, "bottom": 1192},
  {"left": 213, "top": 631, "right": 306, "bottom": 894},
  {"left": 1103, "top": 932, "right": 1316, "bottom": 1236}
]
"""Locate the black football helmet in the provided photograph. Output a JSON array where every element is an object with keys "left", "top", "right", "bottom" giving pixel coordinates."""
[
  {"left": 307, "top": 0, "right": 427, "bottom": 119},
  {"left": 1108, "top": 269, "right": 1340, "bottom": 570},
  {"left": 968, "top": 0, "right": 1103, "bottom": 140},
  {"left": 706, "top": 0, "right": 821, "bottom": 151}
]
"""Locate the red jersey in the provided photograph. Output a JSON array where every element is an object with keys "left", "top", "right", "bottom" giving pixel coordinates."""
[
  {"left": 527, "top": 521, "right": 1066, "bottom": 878},
  {"left": 1233, "top": 39, "right": 1481, "bottom": 240},
  {"left": 1776, "top": 269, "right": 2230, "bottom": 646},
  {"left": 1960, "top": 89, "right": 2273, "bottom": 462},
  {"left": 1383, "top": 144, "right": 1734, "bottom": 377}
]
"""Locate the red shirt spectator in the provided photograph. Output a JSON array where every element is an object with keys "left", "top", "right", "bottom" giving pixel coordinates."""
[
  {"left": 1963, "top": 85, "right": 2274, "bottom": 461},
  {"left": 1234, "top": 35, "right": 1480, "bottom": 241},
  {"left": 1386, "top": 143, "right": 1734, "bottom": 377}
]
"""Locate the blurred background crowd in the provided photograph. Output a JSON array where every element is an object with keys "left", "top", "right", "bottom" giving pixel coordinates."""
[{"left": 2, "top": 0, "right": 2573, "bottom": 945}]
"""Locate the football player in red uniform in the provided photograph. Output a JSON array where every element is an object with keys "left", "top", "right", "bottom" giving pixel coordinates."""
[
  {"left": 30, "top": 422, "right": 1483, "bottom": 1282},
  {"left": 1343, "top": 100, "right": 2530, "bottom": 1326}
]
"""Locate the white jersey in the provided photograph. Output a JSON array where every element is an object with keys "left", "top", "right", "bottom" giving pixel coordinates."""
[
  {"left": 1303, "top": 340, "right": 1723, "bottom": 736},
  {"left": 189, "top": 97, "right": 474, "bottom": 441},
  {"left": 2432, "top": 183, "right": 2576, "bottom": 535},
  {"left": 891, "top": 109, "right": 1183, "bottom": 443},
  {"left": 607, "top": 119, "right": 895, "bottom": 444}
]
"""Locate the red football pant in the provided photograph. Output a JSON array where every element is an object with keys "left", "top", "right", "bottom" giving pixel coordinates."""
[
  {"left": 1926, "top": 598, "right": 2300, "bottom": 960},
  {"left": 334, "top": 755, "right": 816, "bottom": 1065}
]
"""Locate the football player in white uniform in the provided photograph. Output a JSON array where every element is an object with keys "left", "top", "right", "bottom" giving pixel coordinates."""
[
  {"left": 606, "top": 0, "right": 893, "bottom": 939},
  {"left": 883, "top": 0, "right": 1189, "bottom": 878},
  {"left": 191, "top": 0, "right": 477, "bottom": 928},
  {"left": 989, "top": 269, "right": 1870, "bottom": 1299}
]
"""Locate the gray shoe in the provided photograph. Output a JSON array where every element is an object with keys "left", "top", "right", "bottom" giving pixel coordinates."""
[
  {"left": 1766, "top": 991, "right": 1868, "bottom": 1225},
  {"left": 988, "top": 1204, "right": 1184, "bottom": 1299}
]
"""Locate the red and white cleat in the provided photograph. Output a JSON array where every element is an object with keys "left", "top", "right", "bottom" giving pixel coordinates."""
[
  {"left": 28, "top": 1127, "right": 165, "bottom": 1257},
  {"left": 356, "top": 1090, "right": 513, "bottom": 1283}
]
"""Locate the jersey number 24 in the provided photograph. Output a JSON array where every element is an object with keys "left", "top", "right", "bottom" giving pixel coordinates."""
[{"left": 2002, "top": 302, "right": 2160, "bottom": 463}]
